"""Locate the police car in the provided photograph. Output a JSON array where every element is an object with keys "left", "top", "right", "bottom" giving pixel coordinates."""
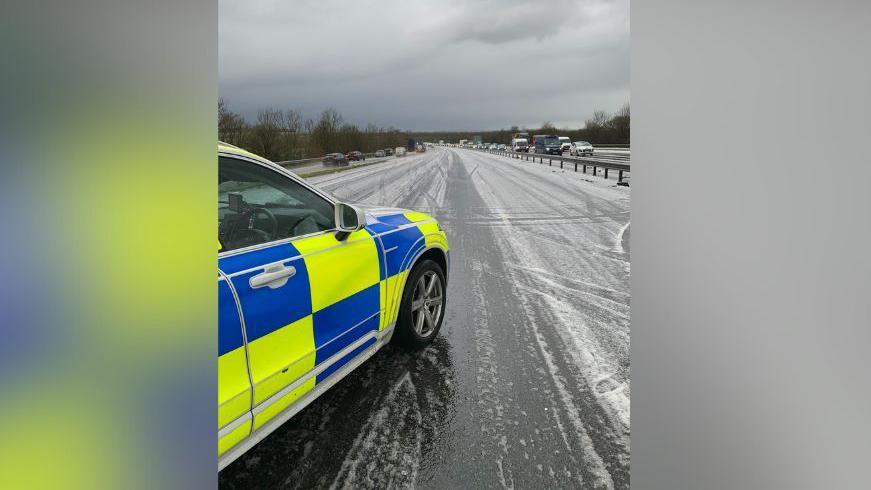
[{"left": 218, "top": 143, "right": 449, "bottom": 469}]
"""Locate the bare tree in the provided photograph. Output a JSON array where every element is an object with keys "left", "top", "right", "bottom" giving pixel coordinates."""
[
  {"left": 218, "top": 98, "right": 247, "bottom": 146},
  {"left": 584, "top": 110, "right": 612, "bottom": 143},
  {"left": 311, "top": 108, "right": 344, "bottom": 155},
  {"left": 611, "top": 102, "right": 630, "bottom": 142},
  {"left": 588, "top": 110, "right": 611, "bottom": 128},
  {"left": 616, "top": 102, "right": 630, "bottom": 119},
  {"left": 250, "top": 108, "right": 285, "bottom": 161},
  {"left": 282, "top": 109, "right": 304, "bottom": 159}
]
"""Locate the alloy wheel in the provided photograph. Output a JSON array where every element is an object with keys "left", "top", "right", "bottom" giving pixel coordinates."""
[{"left": 410, "top": 270, "right": 443, "bottom": 337}]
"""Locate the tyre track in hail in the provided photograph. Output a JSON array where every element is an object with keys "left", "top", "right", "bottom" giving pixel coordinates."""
[
  {"left": 452, "top": 148, "right": 630, "bottom": 486},
  {"left": 221, "top": 147, "right": 630, "bottom": 489}
]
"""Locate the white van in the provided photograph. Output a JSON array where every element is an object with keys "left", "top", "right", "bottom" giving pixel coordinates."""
[
  {"left": 558, "top": 136, "right": 572, "bottom": 153},
  {"left": 512, "top": 138, "right": 529, "bottom": 152},
  {"left": 395, "top": 147, "right": 407, "bottom": 157}
]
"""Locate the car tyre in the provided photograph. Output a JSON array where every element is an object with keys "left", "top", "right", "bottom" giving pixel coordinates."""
[{"left": 393, "top": 259, "right": 446, "bottom": 349}]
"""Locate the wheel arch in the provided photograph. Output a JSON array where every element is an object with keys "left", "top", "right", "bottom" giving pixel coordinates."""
[
  {"left": 390, "top": 241, "right": 449, "bottom": 321},
  {"left": 412, "top": 246, "right": 449, "bottom": 282},
  {"left": 390, "top": 243, "right": 449, "bottom": 348}
]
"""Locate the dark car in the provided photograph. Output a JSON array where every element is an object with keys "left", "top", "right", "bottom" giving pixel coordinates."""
[
  {"left": 323, "top": 152, "right": 348, "bottom": 167},
  {"left": 347, "top": 151, "right": 365, "bottom": 162},
  {"left": 384, "top": 148, "right": 394, "bottom": 156},
  {"left": 531, "top": 134, "right": 562, "bottom": 155}
]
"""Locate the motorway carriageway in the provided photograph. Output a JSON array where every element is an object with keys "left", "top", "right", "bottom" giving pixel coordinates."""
[{"left": 220, "top": 147, "right": 631, "bottom": 489}]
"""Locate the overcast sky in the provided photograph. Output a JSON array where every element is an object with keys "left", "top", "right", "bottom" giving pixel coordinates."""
[{"left": 219, "top": 0, "right": 629, "bottom": 131}]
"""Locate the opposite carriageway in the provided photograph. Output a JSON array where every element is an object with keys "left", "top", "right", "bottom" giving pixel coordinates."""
[{"left": 469, "top": 147, "right": 631, "bottom": 184}]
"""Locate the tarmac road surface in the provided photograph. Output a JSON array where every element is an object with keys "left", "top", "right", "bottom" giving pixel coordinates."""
[{"left": 220, "top": 147, "right": 631, "bottom": 489}]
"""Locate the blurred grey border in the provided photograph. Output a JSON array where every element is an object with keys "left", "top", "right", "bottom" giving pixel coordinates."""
[
  {"left": 1, "top": 1, "right": 217, "bottom": 487},
  {"left": 633, "top": 0, "right": 871, "bottom": 487}
]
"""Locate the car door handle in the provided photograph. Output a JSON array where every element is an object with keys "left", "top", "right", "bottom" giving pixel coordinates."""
[{"left": 249, "top": 264, "right": 296, "bottom": 289}]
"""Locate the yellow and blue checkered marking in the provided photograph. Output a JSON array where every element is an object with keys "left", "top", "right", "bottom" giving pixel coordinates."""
[
  {"left": 217, "top": 210, "right": 448, "bottom": 455},
  {"left": 218, "top": 278, "right": 252, "bottom": 455},
  {"left": 375, "top": 224, "right": 424, "bottom": 277},
  {"left": 218, "top": 278, "right": 245, "bottom": 358},
  {"left": 229, "top": 257, "right": 311, "bottom": 343}
]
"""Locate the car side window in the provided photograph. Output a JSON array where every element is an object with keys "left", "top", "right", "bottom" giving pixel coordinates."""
[{"left": 219, "top": 156, "right": 335, "bottom": 252}]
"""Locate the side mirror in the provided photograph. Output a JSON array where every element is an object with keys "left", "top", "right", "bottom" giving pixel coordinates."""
[{"left": 334, "top": 202, "right": 366, "bottom": 241}]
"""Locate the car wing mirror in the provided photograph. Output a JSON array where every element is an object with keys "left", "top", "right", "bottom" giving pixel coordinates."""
[{"left": 334, "top": 202, "right": 366, "bottom": 241}]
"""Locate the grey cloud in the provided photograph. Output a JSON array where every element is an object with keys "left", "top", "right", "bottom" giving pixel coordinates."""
[
  {"left": 439, "top": 0, "right": 588, "bottom": 44},
  {"left": 220, "top": 0, "right": 628, "bottom": 130}
]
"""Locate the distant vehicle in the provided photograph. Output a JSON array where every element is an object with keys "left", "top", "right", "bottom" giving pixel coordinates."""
[
  {"left": 511, "top": 138, "right": 529, "bottom": 152},
  {"left": 558, "top": 136, "right": 572, "bottom": 153},
  {"left": 323, "top": 153, "right": 349, "bottom": 166},
  {"left": 375, "top": 150, "right": 385, "bottom": 157},
  {"left": 512, "top": 132, "right": 530, "bottom": 143},
  {"left": 570, "top": 141, "right": 594, "bottom": 156},
  {"left": 407, "top": 138, "right": 417, "bottom": 152},
  {"left": 395, "top": 147, "right": 407, "bottom": 157},
  {"left": 416, "top": 144, "right": 426, "bottom": 153},
  {"left": 497, "top": 144, "right": 506, "bottom": 150},
  {"left": 385, "top": 148, "right": 394, "bottom": 156},
  {"left": 347, "top": 150, "right": 365, "bottom": 161},
  {"left": 530, "top": 135, "right": 561, "bottom": 155}
]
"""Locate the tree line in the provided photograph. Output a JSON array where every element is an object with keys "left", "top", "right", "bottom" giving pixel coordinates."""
[
  {"left": 219, "top": 99, "right": 630, "bottom": 162},
  {"left": 219, "top": 99, "right": 411, "bottom": 162}
]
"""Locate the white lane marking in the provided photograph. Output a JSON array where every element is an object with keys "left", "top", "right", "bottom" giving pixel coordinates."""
[{"left": 615, "top": 220, "right": 630, "bottom": 254}]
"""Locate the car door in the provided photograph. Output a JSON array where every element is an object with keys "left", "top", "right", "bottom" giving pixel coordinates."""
[
  {"left": 218, "top": 154, "right": 382, "bottom": 433},
  {"left": 218, "top": 272, "right": 252, "bottom": 457}
]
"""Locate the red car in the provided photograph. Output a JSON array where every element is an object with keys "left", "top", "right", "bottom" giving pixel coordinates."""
[{"left": 347, "top": 150, "right": 365, "bottom": 161}]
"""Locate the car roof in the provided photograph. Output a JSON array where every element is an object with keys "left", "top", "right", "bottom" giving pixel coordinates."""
[{"left": 218, "top": 141, "right": 268, "bottom": 162}]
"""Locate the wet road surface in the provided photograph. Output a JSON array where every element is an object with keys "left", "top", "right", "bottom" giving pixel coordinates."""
[{"left": 219, "top": 147, "right": 631, "bottom": 489}]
